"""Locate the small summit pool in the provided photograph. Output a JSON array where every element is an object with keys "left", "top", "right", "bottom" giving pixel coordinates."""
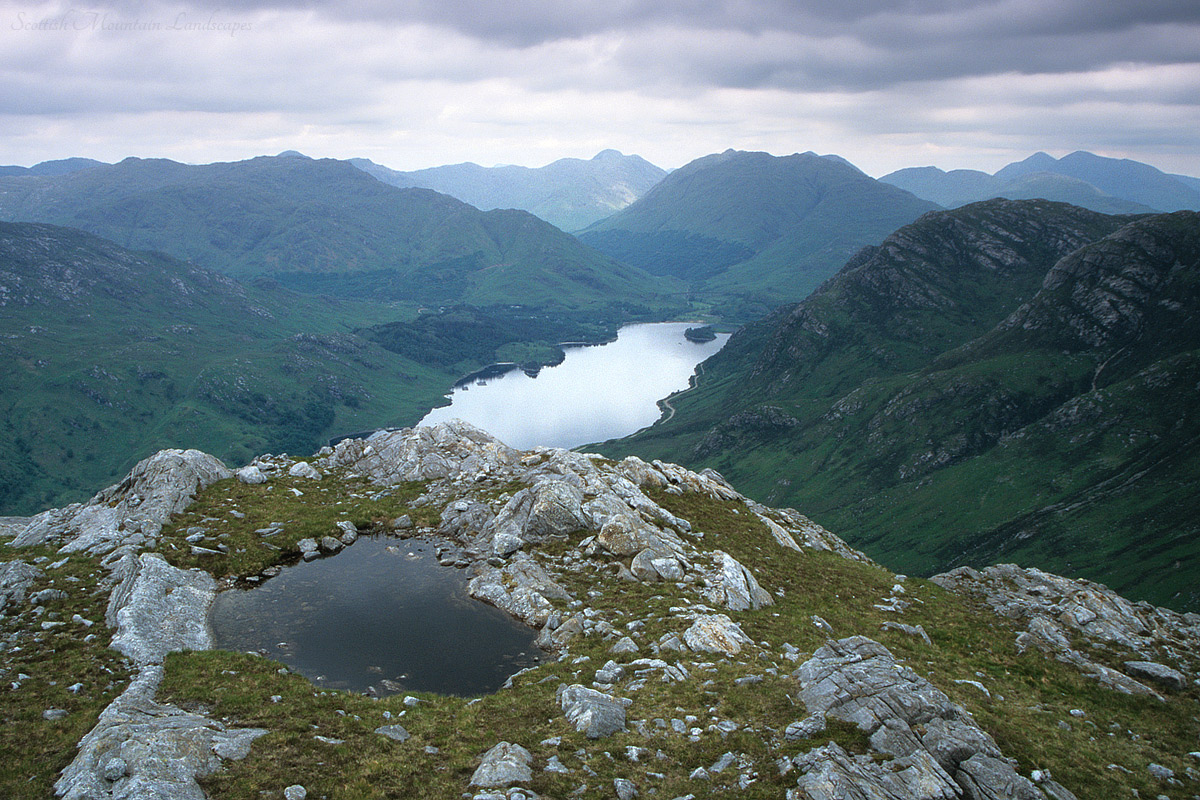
[{"left": 209, "top": 536, "right": 541, "bottom": 696}]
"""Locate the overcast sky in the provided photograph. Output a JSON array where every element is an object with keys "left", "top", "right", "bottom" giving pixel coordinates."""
[{"left": 3, "top": 0, "right": 1199, "bottom": 177}]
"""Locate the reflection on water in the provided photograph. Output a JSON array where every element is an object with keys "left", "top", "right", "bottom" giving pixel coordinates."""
[
  {"left": 418, "top": 322, "right": 730, "bottom": 450},
  {"left": 210, "top": 537, "right": 540, "bottom": 696}
]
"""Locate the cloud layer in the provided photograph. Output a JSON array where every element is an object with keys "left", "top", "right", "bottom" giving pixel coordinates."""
[{"left": 2, "top": 0, "right": 1198, "bottom": 175}]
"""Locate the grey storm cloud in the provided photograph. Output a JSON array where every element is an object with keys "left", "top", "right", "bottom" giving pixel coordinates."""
[
  {"left": 2, "top": 0, "right": 1198, "bottom": 174},
  {"left": 91, "top": 0, "right": 1200, "bottom": 93}
]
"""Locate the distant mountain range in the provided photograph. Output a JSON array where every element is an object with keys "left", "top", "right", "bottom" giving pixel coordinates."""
[
  {"left": 0, "top": 157, "right": 108, "bottom": 177},
  {"left": 0, "top": 154, "right": 680, "bottom": 312},
  {"left": 0, "top": 222, "right": 461, "bottom": 515},
  {"left": 579, "top": 149, "right": 940, "bottom": 319},
  {"left": 882, "top": 150, "right": 1200, "bottom": 215},
  {"left": 600, "top": 199, "right": 1200, "bottom": 612},
  {"left": 351, "top": 149, "right": 666, "bottom": 232}
]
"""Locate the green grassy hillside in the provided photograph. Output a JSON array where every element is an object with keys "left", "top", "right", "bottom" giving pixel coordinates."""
[
  {"left": 580, "top": 150, "right": 939, "bottom": 316},
  {"left": 599, "top": 202, "right": 1200, "bottom": 611},
  {"left": 0, "top": 154, "right": 681, "bottom": 311},
  {"left": 0, "top": 222, "right": 459, "bottom": 515}
]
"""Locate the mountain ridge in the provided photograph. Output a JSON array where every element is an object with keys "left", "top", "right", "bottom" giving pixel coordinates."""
[
  {"left": 0, "top": 154, "right": 680, "bottom": 311},
  {"left": 598, "top": 201, "right": 1200, "bottom": 612},
  {"left": 351, "top": 149, "right": 667, "bottom": 232}
]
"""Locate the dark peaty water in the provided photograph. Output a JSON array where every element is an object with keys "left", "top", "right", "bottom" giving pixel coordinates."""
[{"left": 210, "top": 537, "right": 541, "bottom": 696}]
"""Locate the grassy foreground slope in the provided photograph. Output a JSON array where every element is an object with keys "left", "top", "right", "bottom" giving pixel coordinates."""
[
  {"left": 2, "top": 435, "right": 1196, "bottom": 798},
  {"left": 600, "top": 202, "right": 1200, "bottom": 612},
  {"left": 0, "top": 222, "right": 457, "bottom": 515}
]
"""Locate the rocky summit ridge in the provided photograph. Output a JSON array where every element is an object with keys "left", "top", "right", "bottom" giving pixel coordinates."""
[{"left": 1, "top": 420, "right": 1198, "bottom": 799}]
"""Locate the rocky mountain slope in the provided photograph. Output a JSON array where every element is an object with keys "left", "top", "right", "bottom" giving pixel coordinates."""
[
  {"left": 352, "top": 150, "right": 667, "bottom": 233},
  {"left": 579, "top": 150, "right": 939, "bottom": 318},
  {"left": 0, "top": 222, "right": 461, "bottom": 516},
  {"left": 0, "top": 153, "right": 679, "bottom": 310},
  {"left": 882, "top": 151, "right": 1200, "bottom": 215},
  {"left": 599, "top": 201, "right": 1200, "bottom": 612},
  {"left": 1, "top": 420, "right": 1197, "bottom": 799}
]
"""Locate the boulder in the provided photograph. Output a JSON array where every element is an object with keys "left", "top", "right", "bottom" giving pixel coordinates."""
[
  {"left": 288, "top": 461, "right": 322, "bottom": 481},
  {"left": 703, "top": 551, "right": 773, "bottom": 611},
  {"left": 683, "top": 614, "right": 754, "bottom": 656},
  {"left": 470, "top": 742, "right": 533, "bottom": 788},
  {"left": 557, "top": 684, "right": 629, "bottom": 738},
  {"left": 630, "top": 548, "right": 685, "bottom": 582},
  {"left": 1123, "top": 660, "right": 1187, "bottom": 691},
  {"left": 235, "top": 465, "right": 267, "bottom": 484}
]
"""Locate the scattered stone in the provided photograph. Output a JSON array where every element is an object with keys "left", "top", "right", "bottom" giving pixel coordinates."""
[
  {"left": 880, "top": 620, "right": 932, "bottom": 645},
  {"left": 403, "top": 695, "right": 420, "bottom": 707},
  {"left": 319, "top": 536, "right": 343, "bottom": 553},
  {"left": 470, "top": 742, "right": 533, "bottom": 788},
  {"left": 609, "top": 636, "right": 639, "bottom": 655},
  {"left": 43, "top": 708, "right": 68, "bottom": 720},
  {"left": 545, "top": 755, "right": 569, "bottom": 773},
  {"left": 392, "top": 514, "right": 414, "bottom": 530},
  {"left": 297, "top": 538, "right": 319, "bottom": 561},
  {"left": 375, "top": 724, "right": 411, "bottom": 742},
  {"left": 1147, "top": 763, "right": 1174, "bottom": 780},
  {"left": 336, "top": 520, "right": 358, "bottom": 545},
  {"left": 613, "top": 777, "right": 638, "bottom": 800},
  {"left": 284, "top": 785, "right": 307, "bottom": 800}
]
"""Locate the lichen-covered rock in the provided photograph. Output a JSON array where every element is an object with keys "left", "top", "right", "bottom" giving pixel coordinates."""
[
  {"left": 630, "top": 548, "right": 685, "bottom": 582},
  {"left": 1123, "top": 660, "right": 1187, "bottom": 691},
  {"left": 793, "top": 637, "right": 1042, "bottom": 800},
  {"left": 683, "top": 614, "right": 754, "bottom": 655},
  {"left": 470, "top": 742, "right": 533, "bottom": 788},
  {"left": 790, "top": 741, "right": 960, "bottom": 800},
  {"left": 287, "top": 461, "right": 322, "bottom": 481},
  {"left": 703, "top": 551, "right": 773, "bottom": 611},
  {"left": 0, "top": 559, "right": 43, "bottom": 613},
  {"left": 56, "top": 668, "right": 268, "bottom": 800},
  {"left": 13, "top": 449, "right": 231, "bottom": 556},
  {"left": 468, "top": 554, "right": 572, "bottom": 627},
  {"left": 109, "top": 553, "right": 216, "bottom": 666},
  {"left": 318, "top": 420, "right": 520, "bottom": 484},
  {"left": 557, "top": 684, "right": 629, "bottom": 738},
  {"left": 235, "top": 465, "right": 267, "bottom": 484},
  {"left": 492, "top": 482, "right": 588, "bottom": 553}
]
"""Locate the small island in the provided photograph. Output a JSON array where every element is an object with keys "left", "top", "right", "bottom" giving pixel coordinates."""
[{"left": 684, "top": 325, "right": 717, "bottom": 343}]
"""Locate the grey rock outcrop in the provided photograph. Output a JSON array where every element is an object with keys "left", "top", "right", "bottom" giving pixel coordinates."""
[
  {"left": 468, "top": 554, "right": 572, "bottom": 627},
  {"left": 791, "top": 636, "right": 1043, "bottom": 800},
  {"left": 932, "top": 564, "right": 1198, "bottom": 695},
  {"left": 0, "top": 450, "right": 271, "bottom": 800},
  {"left": 57, "top": 553, "right": 266, "bottom": 799},
  {"left": 12, "top": 449, "right": 231, "bottom": 556},
  {"left": 0, "top": 559, "right": 43, "bottom": 613}
]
